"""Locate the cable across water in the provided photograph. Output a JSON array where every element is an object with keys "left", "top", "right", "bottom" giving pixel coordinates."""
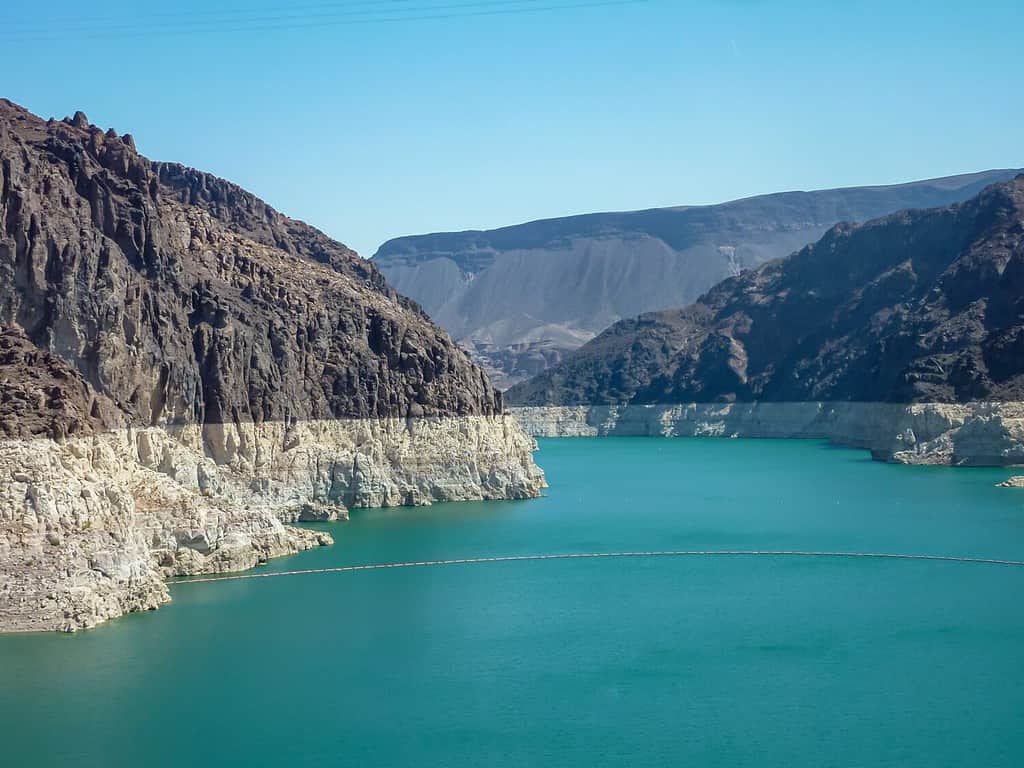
[{"left": 171, "top": 549, "right": 1024, "bottom": 585}]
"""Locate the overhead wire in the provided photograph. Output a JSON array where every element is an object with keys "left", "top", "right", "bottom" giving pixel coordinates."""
[{"left": 0, "top": 0, "right": 653, "bottom": 43}]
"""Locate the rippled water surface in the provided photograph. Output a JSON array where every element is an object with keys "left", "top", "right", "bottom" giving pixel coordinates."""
[{"left": 2, "top": 438, "right": 1024, "bottom": 767}]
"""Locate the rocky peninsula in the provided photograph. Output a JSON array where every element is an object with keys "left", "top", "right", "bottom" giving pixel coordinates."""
[{"left": 0, "top": 101, "right": 544, "bottom": 632}]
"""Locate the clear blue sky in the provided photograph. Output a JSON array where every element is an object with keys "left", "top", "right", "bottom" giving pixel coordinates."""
[{"left": 3, "top": 0, "right": 1021, "bottom": 256}]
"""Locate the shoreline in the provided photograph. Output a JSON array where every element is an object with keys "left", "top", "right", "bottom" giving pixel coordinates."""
[
  {"left": 510, "top": 402, "right": 1024, "bottom": 467},
  {"left": 0, "top": 415, "right": 545, "bottom": 634}
]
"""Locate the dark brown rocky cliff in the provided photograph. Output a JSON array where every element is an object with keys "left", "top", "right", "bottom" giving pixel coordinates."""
[{"left": 0, "top": 99, "right": 501, "bottom": 433}]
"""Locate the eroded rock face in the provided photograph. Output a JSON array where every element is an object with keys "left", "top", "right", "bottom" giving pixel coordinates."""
[
  {"left": 462, "top": 340, "right": 569, "bottom": 390},
  {"left": 0, "top": 415, "right": 543, "bottom": 632},
  {"left": 0, "top": 431, "right": 328, "bottom": 633},
  {"left": 0, "top": 100, "right": 544, "bottom": 632},
  {"left": 508, "top": 178, "right": 1024, "bottom": 410},
  {"left": 0, "top": 99, "right": 500, "bottom": 426},
  {"left": 0, "top": 326, "right": 124, "bottom": 439}
]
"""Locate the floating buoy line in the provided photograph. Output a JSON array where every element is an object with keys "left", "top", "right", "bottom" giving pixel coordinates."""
[{"left": 170, "top": 550, "right": 1024, "bottom": 585}]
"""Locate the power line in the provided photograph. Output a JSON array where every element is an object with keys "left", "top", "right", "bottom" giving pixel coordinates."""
[
  {"left": 0, "top": 0, "right": 652, "bottom": 43},
  {"left": 3, "top": 0, "right": 550, "bottom": 32},
  {"left": 8, "top": 0, "right": 450, "bottom": 28}
]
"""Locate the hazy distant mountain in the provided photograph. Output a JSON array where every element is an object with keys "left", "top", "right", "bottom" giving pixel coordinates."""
[
  {"left": 506, "top": 176, "right": 1024, "bottom": 407},
  {"left": 374, "top": 169, "right": 1022, "bottom": 388}
]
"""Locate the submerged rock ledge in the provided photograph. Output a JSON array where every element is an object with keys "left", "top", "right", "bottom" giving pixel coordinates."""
[
  {"left": 0, "top": 415, "right": 544, "bottom": 633},
  {"left": 510, "top": 403, "right": 1024, "bottom": 466}
]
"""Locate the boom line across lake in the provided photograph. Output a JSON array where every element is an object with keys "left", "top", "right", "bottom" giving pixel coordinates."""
[{"left": 171, "top": 550, "right": 1024, "bottom": 585}]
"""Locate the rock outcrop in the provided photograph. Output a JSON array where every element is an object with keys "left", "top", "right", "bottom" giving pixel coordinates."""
[
  {"left": 0, "top": 100, "right": 544, "bottom": 632},
  {"left": 461, "top": 340, "right": 569, "bottom": 391},
  {"left": 1, "top": 102, "right": 501, "bottom": 424},
  {"left": 374, "top": 169, "right": 1022, "bottom": 387},
  {"left": 0, "top": 326, "right": 125, "bottom": 439},
  {"left": 1, "top": 414, "right": 540, "bottom": 632}
]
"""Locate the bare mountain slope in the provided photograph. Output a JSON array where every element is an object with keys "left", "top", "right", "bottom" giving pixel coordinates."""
[
  {"left": 0, "top": 100, "right": 504, "bottom": 426},
  {"left": 374, "top": 169, "right": 1022, "bottom": 387},
  {"left": 507, "top": 177, "right": 1024, "bottom": 407}
]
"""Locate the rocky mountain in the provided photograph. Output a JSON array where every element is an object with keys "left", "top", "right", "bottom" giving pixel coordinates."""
[
  {"left": 506, "top": 178, "right": 1024, "bottom": 465},
  {"left": 1, "top": 103, "right": 505, "bottom": 426},
  {"left": 373, "top": 169, "right": 1022, "bottom": 387},
  {"left": 508, "top": 176, "right": 1024, "bottom": 406},
  {"left": 0, "top": 100, "right": 543, "bottom": 632}
]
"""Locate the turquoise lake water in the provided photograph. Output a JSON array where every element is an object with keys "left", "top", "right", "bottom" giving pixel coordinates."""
[{"left": 2, "top": 437, "right": 1024, "bottom": 767}]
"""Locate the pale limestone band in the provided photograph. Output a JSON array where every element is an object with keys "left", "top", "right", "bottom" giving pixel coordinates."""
[
  {"left": 509, "top": 402, "right": 1024, "bottom": 466},
  {"left": 0, "top": 415, "right": 544, "bottom": 633}
]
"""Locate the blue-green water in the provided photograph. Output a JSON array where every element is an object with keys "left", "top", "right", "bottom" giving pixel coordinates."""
[{"left": 3, "top": 438, "right": 1024, "bottom": 767}]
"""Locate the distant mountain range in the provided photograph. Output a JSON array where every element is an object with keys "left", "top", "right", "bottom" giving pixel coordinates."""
[
  {"left": 373, "top": 169, "right": 1022, "bottom": 388},
  {"left": 506, "top": 175, "right": 1024, "bottom": 407}
]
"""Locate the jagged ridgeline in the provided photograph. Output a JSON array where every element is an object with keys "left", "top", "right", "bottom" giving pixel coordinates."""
[
  {"left": 507, "top": 178, "right": 1024, "bottom": 465},
  {"left": 0, "top": 100, "right": 504, "bottom": 433},
  {"left": 373, "top": 168, "right": 1021, "bottom": 389},
  {"left": 0, "top": 100, "right": 544, "bottom": 633}
]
